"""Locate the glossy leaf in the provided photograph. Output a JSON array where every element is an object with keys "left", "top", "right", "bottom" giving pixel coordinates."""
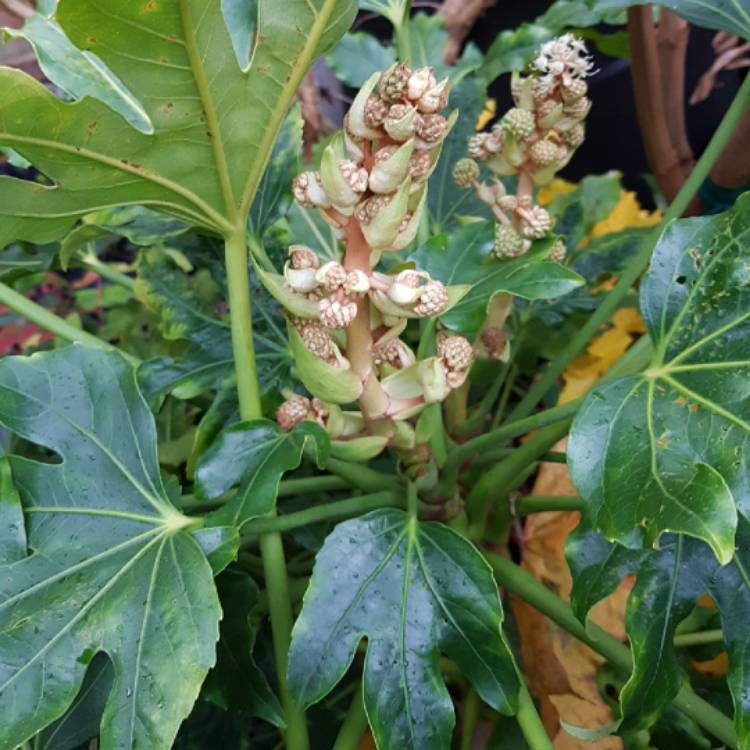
[
  {"left": 3, "top": 10, "right": 152, "bottom": 133},
  {"left": 0, "top": 346, "right": 222, "bottom": 749},
  {"left": 568, "top": 195, "right": 750, "bottom": 563},
  {"left": 0, "top": 243, "right": 58, "bottom": 283},
  {"left": 327, "top": 32, "right": 395, "bottom": 88},
  {"left": 411, "top": 221, "right": 585, "bottom": 335},
  {"left": 221, "top": 0, "right": 257, "bottom": 71},
  {"left": 0, "top": 0, "right": 357, "bottom": 247},
  {"left": 288, "top": 510, "right": 519, "bottom": 750},
  {"left": 196, "top": 419, "right": 329, "bottom": 528},
  {"left": 567, "top": 519, "right": 750, "bottom": 742},
  {"left": 0, "top": 452, "right": 25, "bottom": 564},
  {"left": 205, "top": 571, "right": 284, "bottom": 727}
]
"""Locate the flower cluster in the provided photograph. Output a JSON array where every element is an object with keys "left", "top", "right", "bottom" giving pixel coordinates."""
[
  {"left": 453, "top": 34, "right": 593, "bottom": 262},
  {"left": 266, "top": 64, "right": 474, "bottom": 460}
]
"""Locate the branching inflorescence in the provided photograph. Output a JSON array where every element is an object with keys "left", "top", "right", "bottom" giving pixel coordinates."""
[
  {"left": 454, "top": 33, "right": 594, "bottom": 261},
  {"left": 269, "top": 63, "right": 472, "bottom": 460}
]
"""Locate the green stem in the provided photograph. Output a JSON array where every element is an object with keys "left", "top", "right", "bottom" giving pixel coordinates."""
[
  {"left": 240, "top": 491, "right": 402, "bottom": 540},
  {"left": 279, "top": 475, "right": 352, "bottom": 496},
  {"left": 224, "top": 229, "right": 309, "bottom": 750},
  {"left": 508, "top": 73, "right": 750, "bottom": 422},
  {"left": 673, "top": 629, "right": 724, "bottom": 648},
  {"left": 407, "top": 480, "right": 418, "bottom": 519},
  {"left": 0, "top": 280, "right": 139, "bottom": 364},
  {"left": 80, "top": 253, "right": 136, "bottom": 291},
  {"left": 327, "top": 457, "right": 402, "bottom": 493},
  {"left": 393, "top": 0, "right": 412, "bottom": 60},
  {"left": 515, "top": 684, "right": 554, "bottom": 750},
  {"left": 460, "top": 689, "right": 480, "bottom": 750},
  {"left": 487, "top": 555, "right": 737, "bottom": 747},
  {"left": 465, "top": 421, "right": 572, "bottom": 522},
  {"left": 491, "top": 363, "right": 517, "bottom": 430},
  {"left": 331, "top": 688, "right": 369, "bottom": 750},
  {"left": 514, "top": 495, "right": 583, "bottom": 515}
]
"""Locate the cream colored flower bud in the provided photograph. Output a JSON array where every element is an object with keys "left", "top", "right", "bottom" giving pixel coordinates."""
[
  {"left": 407, "top": 67, "right": 436, "bottom": 101},
  {"left": 284, "top": 264, "right": 318, "bottom": 293},
  {"left": 345, "top": 270, "right": 370, "bottom": 295},
  {"left": 452, "top": 158, "right": 480, "bottom": 188},
  {"left": 379, "top": 62, "right": 412, "bottom": 102},
  {"left": 488, "top": 124, "right": 506, "bottom": 152},
  {"left": 437, "top": 334, "right": 474, "bottom": 386},
  {"left": 563, "top": 96, "right": 591, "bottom": 121},
  {"left": 408, "top": 149, "right": 432, "bottom": 182},
  {"left": 319, "top": 297, "right": 358, "bottom": 329},
  {"left": 494, "top": 224, "right": 529, "bottom": 259},
  {"left": 369, "top": 140, "right": 414, "bottom": 193},
  {"left": 276, "top": 394, "right": 312, "bottom": 431},
  {"left": 364, "top": 95, "right": 389, "bottom": 128},
  {"left": 530, "top": 138, "right": 561, "bottom": 167},
  {"left": 295, "top": 318, "right": 336, "bottom": 361},
  {"left": 521, "top": 205, "right": 553, "bottom": 239},
  {"left": 414, "top": 280, "right": 449, "bottom": 317},
  {"left": 562, "top": 78, "right": 588, "bottom": 102},
  {"left": 354, "top": 194, "right": 392, "bottom": 225},
  {"left": 339, "top": 159, "right": 369, "bottom": 192},
  {"left": 562, "top": 122, "right": 585, "bottom": 148},
  {"left": 292, "top": 171, "right": 331, "bottom": 209},
  {"left": 498, "top": 195, "right": 518, "bottom": 211},
  {"left": 417, "top": 77, "right": 450, "bottom": 114},
  {"left": 384, "top": 104, "right": 419, "bottom": 141},
  {"left": 289, "top": 244, "right": 320, "bottom": 270},
  {"left": 320, "top": 145, "right": 368, "bottom": 210},
  {"left": 374, "top": 337, "right": 415, "bottom": 369},
  {"left": 467, "top": 133, "right": 492, "bottom": 161},
  {"left": 316, "top": 261, "right": 348, "bottom": 291},
  {"left": 347, "top": 72, "right": 383, "bottom": 139},
  {"left": 502, "top": 107, "right": 536, "bottom": 140},
  {"left": 548, "top": 239, "right": 567, "bottom": 262},
  {"left": 388, "top": 269, "right": 428, "bottom": 305},
  {"left": 415, "top": 114, "right": 449, "bottom": 146}
]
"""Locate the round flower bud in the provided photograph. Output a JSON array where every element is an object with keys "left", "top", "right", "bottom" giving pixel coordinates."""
[
  {"left": 416, "top": 114, "right": 449, "bottom": 145},
  {"left": 498, "top": 195, "right": 518, "bottom": 212},
  {"left": 438, "top": 334, "right": 474, "bottom": 372},
  {"left": 319, "top": 297, "right": 358, "bottom": 329},
  {"left": 295, "top": 318, "right": 336, "bottom": 360},
  {"left": 379, "top": 63, "right": 411, "bottom": 102},
  {"left": 414, "top": 280, "right": 449, "bottom": 317},
  {"left": 521, "top": 205, "right": 553, "bottom": 239},
  {"left": 502, "top": 107, "right": 536, "bottom": 140},
  {"left": 467, "top": 133, "right": 491, "bottom": 161},
  {"left": 345, "top": 270, "right": 370, "bottom": 296},
  {"left": 384, "top": 104, "right": 418, "bottom": 141},
  {"left": 563, "top": 96, "right": 591, "bottom": 121},
  {"left": 562, "top": 78, "right": 588, "bottom": 102},
  {"left": 536, "top": 98, "right": 559, "bottom": 119},
  {"left": 532, "top": 76, "right": 555, "bottom": 103},
  {"left": 417, "top": 78, "right": 450, "bottom": 114},
  {"left": 548, "top": 239, "right": 567, "bottom": 263},
  {"left": 388, "top": 269, "right": 426, "bottom": 305},
  {"left": 409, "top": 149, "right": 432, "bottom": 181},
  {"left": 292, "top": 171, "right": 330, "bottom": 209},
  {"left": 338, "top": 159, "right": 369, "bottom": 194},
  {"left": 355, "top": 194, "right": 392, "bottom": 225},
  {"left": 530, "top": 138, "right": 561, "bottom": 167},
  {"left": 276, "top": 394, "right": 312, "bottom": 431},
  {"left": 316, "top": 261, "right": 348, "bottom": 291},
  {"left": 407, "top": 67, "right": 437, "bottom": 101},
  {"left": 562, "top": 122, "right": 585, "bottom": 148},
  {"left": 494, "top": 224, "right": 529, "bottom": 259},
  {"left": 289, "top": 245, "right": 320, "bottom": 270},
  {"left": 374, "top": 337, "right": 415, "bottom": 369},
  {"left": 364, "top": 95, "right": 389, "bottom": 128},
  {"left": 452, "top": 158, "right": 480, "bottom": 188}
]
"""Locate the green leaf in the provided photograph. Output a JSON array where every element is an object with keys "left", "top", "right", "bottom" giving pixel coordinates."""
[
  {"left": 567, "top": 519, "right": 750, "bottom": 743},
  {"left": 3, "top": 11, "right": 153, "bottom": 133},
  {"left": 249, "top": 105, "right": 303, "bottom": 237},
  {"left": 568, "top": 195, "right": 750, "bottom": 563},
  {"left": 0, "top": 346, "right": 222, "bottom": 749},
  {"left": 221, "top": 0, "right": 257, "bottom": 72},
  {"left": 205, "top": 571, "right": 284, "bottom": 727},
  {"left": 0, "top": 0, "right": 356, "bottom": 246},
  {"left": 0, "top": 452, "right": 26, "bottom": 564},
  {"left": 326, "top": 32, "right": 395, "bottom": 88},
  {"left": 196, "top": 419, "right": 329, "bottom": 528},
  {"left": 411, "top": 221, "right": 585, "bottom": 335},
  {"left": 288, "top": 510, "right": 519, "bottom": 750},
  {"left": 0, "top": 243, "right": 58, "bottom": 283}
]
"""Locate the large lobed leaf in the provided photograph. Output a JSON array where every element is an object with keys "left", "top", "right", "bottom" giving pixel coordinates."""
[
  {"left": 288, "top": 510, "right": 519, "bottom": 750},
  {"left": 569, "top": 194, "right": 750, "bottom": 563},
  {"left": 0, "top": 346, "right": 238, "bottom": 749},
  {"left": 0, "top": 0, "right": 356, "bottom": 246},
  {"left": 567, "top": 519, "right": 750, "bottom": 744},
  {"left": 411, "top": 221, "right": 584, "bottom": 335}
]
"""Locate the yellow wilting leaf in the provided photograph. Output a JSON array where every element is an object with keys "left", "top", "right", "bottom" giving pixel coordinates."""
[
  {"left": 559, "top": 308, "right": 645, "bottom": 403},
  {"left": 476, "top": 98, "right": 497, "bottom": 130},
  {"left": 538, "top": 178, "right": 577, "bottom": 205},
  {"left": 590, "top": 190, "right": 661, "bottom": 237}
]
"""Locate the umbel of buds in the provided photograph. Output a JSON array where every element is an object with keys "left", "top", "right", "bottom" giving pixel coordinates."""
[
  {"left": 264, "top": 63, "right": 474, "bottom": 466},
  {"left": 453, "top": 34, "right": 593, "bottom": 261}
]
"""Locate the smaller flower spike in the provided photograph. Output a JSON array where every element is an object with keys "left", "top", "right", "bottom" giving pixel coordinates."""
[
  {"left": 494, "top": 224, "right": 530, "bottom": 259},
  {"left": 437, "top": 334, "right": 474, "bottom": 387},
  {"left": 452, "top": 158, "right": 480, "bottom": 188},
  {"left": 501, "top": 108, "right": 535, "bottom": 140}
]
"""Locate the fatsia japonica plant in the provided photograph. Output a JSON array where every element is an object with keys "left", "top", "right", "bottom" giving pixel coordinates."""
[{"left": 0, "top": 0, "right": 750, "bottom": 749}]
